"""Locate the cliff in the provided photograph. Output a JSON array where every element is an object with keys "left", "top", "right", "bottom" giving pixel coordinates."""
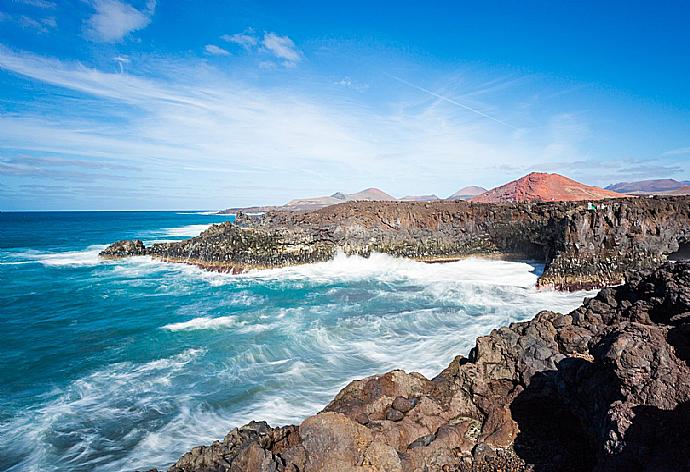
[
  {"left": 101, "top": 196, "right": 690, "bottom": 291},
  {"left": 156, "top": 261, "right": 690, "bottom": 471}
]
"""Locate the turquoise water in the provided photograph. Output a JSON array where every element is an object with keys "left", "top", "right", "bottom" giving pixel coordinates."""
[{"left": 0, "top": 212, "right": 594, "bottom": 471}]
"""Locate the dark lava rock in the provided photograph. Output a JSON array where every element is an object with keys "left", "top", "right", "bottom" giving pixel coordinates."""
[
  {"left": 99, "top": 239, "right": 146, "bottom": 258},
  {"left": 392, "top": 396, "right": 415, "bottom": 413},
  {"left": 385, "top": 407, "right": 405, "bottom": 422},
  {"left": 161, "top": 262, "right": 690, "bottom": 471}
]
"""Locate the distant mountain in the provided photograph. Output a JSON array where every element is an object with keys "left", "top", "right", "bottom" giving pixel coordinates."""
[
  {"left": 346, "top": 188, "right": 397, "bottom": 201},
  {"left": 470, "top": 172, "right": 625, "bottom": 204},
  {"left": 605, "top": 179, "right": 685, "bottom": 194},
  {"left": 666, "top": 185, "right": 690, "bottom": 196},
  {"left": 400, "top": 194, "right": 441, "bottom": 202},
  {"left": 446, "top": 186, "right": 487, "bottom": 201},
  {"left": 281, "top": 187, "right": 396, "bottom": 211}
]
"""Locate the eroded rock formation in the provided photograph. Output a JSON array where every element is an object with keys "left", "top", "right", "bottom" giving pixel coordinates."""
[
  {"left": 156, "top": 261, "right": 690, "bottom": 472},
  {"left": 102, "top": 196, "right": 690, "bottom": 290}
]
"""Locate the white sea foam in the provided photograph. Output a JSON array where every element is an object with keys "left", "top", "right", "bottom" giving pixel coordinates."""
[
  {"left": 162, "top": 315, "right": 241, "bottom": 331},
  {"left": 195, "top": 251, "right": 547, "bottom": 289},
  {"left": 162, "top": 224, "right": 213, "bottom": 237},
  {"left": 15, "top": 245, "right": 107, "bottom": 267}
]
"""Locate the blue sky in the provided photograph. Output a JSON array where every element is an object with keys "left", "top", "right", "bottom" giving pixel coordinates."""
[{"left": 1, "top": 1, "right": 689, "bottom": 210}]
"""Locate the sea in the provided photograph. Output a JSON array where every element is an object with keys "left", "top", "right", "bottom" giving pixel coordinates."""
[{"left": 0, "top": 211, "right": 596, "bottom": 471}]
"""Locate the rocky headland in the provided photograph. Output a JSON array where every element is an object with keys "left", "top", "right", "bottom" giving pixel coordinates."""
[
  {"left": 150, "top": 261, "right": 690, "bottom": 471},
  {"left": 101, "top": 196, "right": 690, "bottom": 290}
]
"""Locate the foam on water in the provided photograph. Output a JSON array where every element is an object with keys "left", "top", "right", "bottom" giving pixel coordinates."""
[
  {"left": 161, "top": 224, "right": 213, "bottom": 237},
  {"left": 0, "top": 349, "right": 205, "bottom": 472},
  {"left": 162, "top": 315, "right": 241, "bottom": 331},
  {"left": 11, "top": 245, "right": 107, "bottom": 267}
]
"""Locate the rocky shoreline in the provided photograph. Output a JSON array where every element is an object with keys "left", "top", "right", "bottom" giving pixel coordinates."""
[
  {"left": 148, "top": 261, "right": 690, "bottom": 471},
  {"left": 102, "top": 196, "right": 690, "bottom": 291}
]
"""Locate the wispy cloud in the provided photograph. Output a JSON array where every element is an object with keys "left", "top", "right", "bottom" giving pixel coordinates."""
[
  {"left": 662, "top": 146, "right": 690, "bottom": 157},
  {"left": 16, "top": 0, "right": 57, "bottom": 9},
  {"left": 334, "top": 76, "right": 369, "bottom": 92},
  {"left": 84, "top": 0, "right": 156, "bottom": 43},
  {"left": 17, "top": 14, "right": 56, "bottom": 32},
  {"left": 204, "top": 44, "right": 230, "bottom": 56},
  {"left": 390, "top": 74, "right": 514, "bottom": 128},
  {"left": 0, "top": 12, "right": 57, "bottom": 32},
  {"left": 262, "top": 32, "right": 302, "bottom": 66},
  {"left": 221, "top": 31, "right": 257, "bottom": 49},
  {"left": 219, "top": 30, "right": 302, "bottom": 68}
]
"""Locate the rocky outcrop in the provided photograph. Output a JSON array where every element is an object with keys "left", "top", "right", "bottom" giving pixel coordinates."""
[
  {"left": 157, "top": 261, "right": 690, "bottom": 471},
  {"left": 99, "top": 239, "right": 146, "bottom": 258},
  {"left": 102, "top": 196, "right": 690, "bottom": 291}
]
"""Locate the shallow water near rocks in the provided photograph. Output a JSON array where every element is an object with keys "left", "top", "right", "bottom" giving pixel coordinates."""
[{"left": 0, "top": 211, "right": 597, "bottom": 471}]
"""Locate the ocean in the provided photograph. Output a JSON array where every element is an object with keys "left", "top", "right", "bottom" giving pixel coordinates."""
[{"left": 0, "top": 211, "right": 595, "bottom": 471}]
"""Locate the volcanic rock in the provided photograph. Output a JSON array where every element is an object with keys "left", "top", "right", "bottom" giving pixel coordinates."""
[{"left": 99, "top": 239, "right": 146, "bottom": 258}]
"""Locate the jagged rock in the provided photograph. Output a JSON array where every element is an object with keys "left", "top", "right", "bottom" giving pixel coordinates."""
[
  {"left": 99, "top": 239, "right": 146, "bottom": 258},
  {"left": 105, "top": 197, "right": 690, "bottom": 291},
  {"left": 163, "top": 262, "right": 690, "bottom": 471}
]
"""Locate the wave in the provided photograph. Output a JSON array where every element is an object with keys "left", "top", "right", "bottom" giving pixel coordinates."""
[
  {"left": 161, "top": 224, "right": 213, "bottom": 237},
  {"left": 0, "top": 349, "right": 205, "bottom": 472},
  {"left": 11, "top": 245, "right": 107, "bottom": 268},
  {"left": 192, "top": 251, "right": 546, "bottom": 289},
  {"left": 162, "top": 315, "right": 241, "bottom": 331}
]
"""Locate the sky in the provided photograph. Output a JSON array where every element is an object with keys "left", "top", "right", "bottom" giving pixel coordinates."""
[{"left": 1, "top": 1, "right": 689, "bottom": 210}]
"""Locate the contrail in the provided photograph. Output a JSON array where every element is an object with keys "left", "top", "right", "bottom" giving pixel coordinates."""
[{"left": 389, "top": 74, "right": 515, "bottom": 129}]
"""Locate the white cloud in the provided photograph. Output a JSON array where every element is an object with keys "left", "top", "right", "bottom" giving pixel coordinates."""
[
  {"left": 662, "top": 146, "right": 690, "bottom": 156},
  {"left": 335, "top": 76, "right": 369, "bottom": 92},
  {"left": 262, "top": 32, "right": 302, "bottom": 66},
  {"left": 0, "top": 13, "right": 56, "bottom": 32},
  {"left": 17, "top": 0, "right": 57, "bottom": 8},
  {"left": 221, "top": 32, "right": 257, "bottom": 49},
  {"left": 18, "top": 15, "right": 56, "bottom": 32},
  {"left": 204, "top": 44, "right": 230, "bottom": 56},
  {"left": 84, "top": 0, "right": 156, "bottom": 43}
]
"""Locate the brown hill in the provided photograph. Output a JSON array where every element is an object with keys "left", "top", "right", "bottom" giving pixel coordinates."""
[
  {"left": 470, "top": 172, "right": 625, "bottom": 203},
  {"left": 346, "top": 187, "right": 397, "bottom": 201},
  {"left": 446, "top": 186, "right": 487, "bottom": 201},
  {"left": 667, "top": 185, "right": 690, "bottom": 196}
]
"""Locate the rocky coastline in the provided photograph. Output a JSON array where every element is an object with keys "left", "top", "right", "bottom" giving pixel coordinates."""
[
  {"left": 102, "top": 196, "right": 690, "bottom": 291},
  {"left": 149, "top": 261, "right": 690, "bottom": 471}
]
